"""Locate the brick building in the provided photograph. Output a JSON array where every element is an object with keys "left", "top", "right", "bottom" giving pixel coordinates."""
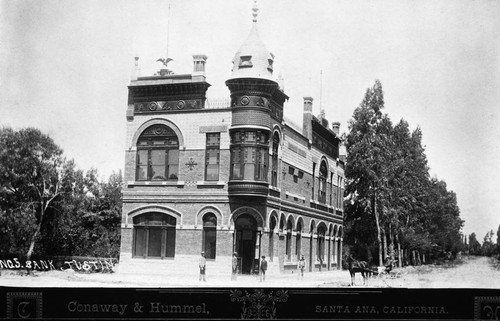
[{"left": 119, "top": 5, "right": 345, "bottom": 276}]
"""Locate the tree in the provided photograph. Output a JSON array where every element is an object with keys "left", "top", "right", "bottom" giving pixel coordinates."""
[
  {"left": 468, "top": 233, "right": 481, "bottom": 255},
  {"left": 345, "top": 80, "right": 394, "bottom": 265},
  {"left": 481, "top": 230, "right": 495, "bottom": 257},
  {"left": 0, "top": 127, "right": 64, "bottom": 260}
]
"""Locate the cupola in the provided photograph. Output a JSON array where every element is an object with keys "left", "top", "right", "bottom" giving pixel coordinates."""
[{"left": 227, "top": 1, "right": 275, "bottom": 82}]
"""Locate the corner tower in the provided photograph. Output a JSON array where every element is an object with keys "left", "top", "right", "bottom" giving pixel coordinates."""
[{"left": 226, "top": 2, "right": 287, "bottom": 197}]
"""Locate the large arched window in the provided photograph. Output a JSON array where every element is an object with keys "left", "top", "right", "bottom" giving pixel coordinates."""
[
  {"left": 202, "top": 213, "right": 217, "bottom": 259},
  {"left": 133, "top": 212, "right": 176, "bottom": 258},
  {"left": 271, "top": 132, "right": 279, "bottom": 187},
  {"left": 136, "top": 124, "right": 179, "bottom": 181},
  {"left": 230, "top": 130, "right": 269, "bottom": 181},
  {"left": 318, "top": 161, "right": 327, "bottom": 203}
]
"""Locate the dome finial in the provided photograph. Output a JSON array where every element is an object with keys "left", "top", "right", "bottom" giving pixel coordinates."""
[{"left": 252, "top": 1, "right": 259, "bottom": 22}]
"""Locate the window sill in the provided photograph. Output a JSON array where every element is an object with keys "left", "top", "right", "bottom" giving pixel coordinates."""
[
  {"left": 269, "top": 186, "right": 281, "bottom": 192},
  {"left": 127, "top": 181, "right": 185, "bottom": 187},
  {"left": 285, "top": 192, "right": 305, "bottom": 202},
  {"left": 196, "top": 181, "right": 226, "bottom": 186}
]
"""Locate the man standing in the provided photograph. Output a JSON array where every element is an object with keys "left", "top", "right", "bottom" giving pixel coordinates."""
[
  {"left": 231, "top": 252, "right": 238, "bottom": 280},
  {"left": 298, "top": 255, "right": 306, "bottom": 279},
  {"left": 199, "top": 251, "right": 206, "bottom": 281},
  {"left": 260, "top": 256, "right": 267, "bottom": 282}
]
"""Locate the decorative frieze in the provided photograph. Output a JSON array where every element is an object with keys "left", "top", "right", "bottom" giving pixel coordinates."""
[{"left": 134, "top": 99, "right": 203, "bottom": 113}]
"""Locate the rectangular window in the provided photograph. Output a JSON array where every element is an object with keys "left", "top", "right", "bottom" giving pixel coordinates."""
[
  {"left": 205, "top": 133, "right": 220, "bottom": 181},
  {"left": 312, "top": 163, "right": 316, "bottom": 201},
  {"left": 151, "top": 150, "right": 166, "bottom": 180},
  {"left": 136, "top": 150, "right": 148, "bottom": 181},
  {"left": 243, "top": 147, "right": 255, "bottom": 179},
  {"left": 231, "top": 147, "right": 242, "bottom": 179}
]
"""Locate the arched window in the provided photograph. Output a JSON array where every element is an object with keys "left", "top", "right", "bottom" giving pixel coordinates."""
[
  {"left": 317, "top": 226, "right": 326, "bottom": 263},
  {"left": 269, "top": 216, "right": 277, "bottom": 261},
  {"left": 202, "top": 213, "right": 217, "bottom": 259},
  {"left": 296, "top": 221, "right": 302, "bottom": 259},
  {"left": 271, "top": 132, "right": 279, "bottom": 187},
  {"left": 318, "top": 161, "right": 327, "bottom": 203},
  {"left": 136, "top": 124, "right": 179, "bottom": 181},
  {"left": 285, "top": 219, "right": 293, "bottom": 261},
  {"left": 133, "top": 212, "right": 176, "bottom": 258}
]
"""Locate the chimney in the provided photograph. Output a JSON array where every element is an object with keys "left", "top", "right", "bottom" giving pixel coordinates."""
[
  {"left": 193, "top": 54, "right": 207, "bottom": 75},
  {"left": 303, "top": 97, "right": 313, "bottom": 141},
  {"left": 332, "top": 122, "right": 340, "bottom": 135}
]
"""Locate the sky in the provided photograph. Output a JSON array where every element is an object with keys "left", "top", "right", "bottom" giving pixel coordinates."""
[{"left": 1, "top": 0, "right": 499, "bottom": 240}]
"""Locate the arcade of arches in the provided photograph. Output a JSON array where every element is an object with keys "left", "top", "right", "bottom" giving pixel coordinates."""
[{"left": 130, "top": 209, "right": 342, "bottom": 273}]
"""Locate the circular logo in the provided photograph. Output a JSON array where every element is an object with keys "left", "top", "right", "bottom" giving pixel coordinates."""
[{"left": 148, "top": 102, "right": 158, "bottom": 111}]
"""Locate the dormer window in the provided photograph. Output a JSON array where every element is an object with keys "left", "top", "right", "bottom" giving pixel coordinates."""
[
  {"left": 267, "top": 59, "right": 274, "bottom": 72},
  {"left": 239, "top": 56, "right": 253, "bottom": 68}
]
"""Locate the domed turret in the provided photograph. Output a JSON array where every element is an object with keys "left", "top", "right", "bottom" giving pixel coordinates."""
[{"left": 228, "top": 1, "right": 275, "bottom": 82}]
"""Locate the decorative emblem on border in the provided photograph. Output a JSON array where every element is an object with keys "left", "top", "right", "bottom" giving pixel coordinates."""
[
  {"left": 230, "top": 289, "right": 288, "bottom": 319},
  {"left": 185, "top": 157, "right": 198, "bottom": 170},
  {"left": 176, "top": 100, "right": 186, "bottom": 109},
  {"left": 148, "top": 102, "right": 158, "bottom": 111},
  {"left": 7, "top": 292, "right": 43, "bottom": 319},
  {"left": 475, "top": 296, "right": 500, "bottom": 320},
  {"left": 240, "top": 96, "right": 250, "bottom": 106}
]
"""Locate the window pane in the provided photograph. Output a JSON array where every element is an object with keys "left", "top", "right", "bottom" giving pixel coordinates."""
[
  {"left": 167, "top": 165, "right": 178, "bottom": 180},
  {"left": 244, "top": 163, "right": 255, "bottom": 179},
  {"left": 137, "top": 150, "right": 148, "bottom": 165},
  {"left": 165, "top": 227, "right": 176, "bottom": 257},
  {"left": 168, "top": 149, "right": 179, "bottom": 165},
  {"left": 148, "top": 228, "right": 162, "bottom": 257},
  {"left": 136, "top": 166, "right": 148, "bottom": 180},
  {"left": 151, "top": 150, "right": 165, "bottom": 165},
  {"left": 206, "top": 164, "right": 219, "bottom": 181},
  {"left": 151, "top": 165, "right": 166, "bottom": 180},
  {"left": 134, "top": 228, "right": 146, "bottom": 257},
  {"left": 232, "top": 164, "right": 242, "bottom": 179},
  {"left": 207, "top": 149, "right": 219, "bottom": 164}
]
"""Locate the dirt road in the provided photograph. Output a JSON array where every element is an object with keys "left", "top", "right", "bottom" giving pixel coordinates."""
[
  {"left": 360, "top": 256, "right": 500, "bottom": 288},
  {"left": 0, "top": 255, "right": 499, "bottom": 288}
]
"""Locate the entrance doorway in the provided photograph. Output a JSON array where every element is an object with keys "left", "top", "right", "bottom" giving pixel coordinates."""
[{"left": 234, "top": 214, "right": 259, "bottom": 274}]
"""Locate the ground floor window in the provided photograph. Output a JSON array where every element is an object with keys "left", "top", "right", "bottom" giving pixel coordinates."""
[
  {"left": 202, "top": 213, "right": 217, "bottom": 259},
  {"left": 133, "top": 212, "right": 176, "bottom": 258}
]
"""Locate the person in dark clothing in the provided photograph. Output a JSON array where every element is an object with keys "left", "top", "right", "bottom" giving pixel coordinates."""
[{"left": 260, "top": 256, "right": 268, "bottom": 282}]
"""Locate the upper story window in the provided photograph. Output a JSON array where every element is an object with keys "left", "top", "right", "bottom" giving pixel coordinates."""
[
  {"left": 230, "top": 130, "right": 269, "bottom": 181},
  {"left": 271, "top": 132, "right": 279, "bottom": 187},
  {"left": 205, "top": 133, "right": 220, "bottom": 181},
  {"left": 136, "top": 124, "right": 179, "bottom": 181},
  {"left": 318, "top": 161, "right": 327, "bottom": 203},
  {"left": 239, "top": 56, "right": 253, "bottom": 68}
]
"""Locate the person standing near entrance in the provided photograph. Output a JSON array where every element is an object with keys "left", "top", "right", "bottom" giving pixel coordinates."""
[
  {"left": 298, "top": 255, "right": 306, "bottom": 279},
  {"left": 231, "top": 252, "right": 238, "bottom": 280},
  {"left": 260, "top": 256, "right": 267, "bottom": 282},
  {"left": 199, "top": 251, "right": 206, "bottom": 282}
]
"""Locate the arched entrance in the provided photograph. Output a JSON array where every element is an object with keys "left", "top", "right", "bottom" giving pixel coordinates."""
[{"left": 234, "top": 214, "right": 259, "bottom": 274}]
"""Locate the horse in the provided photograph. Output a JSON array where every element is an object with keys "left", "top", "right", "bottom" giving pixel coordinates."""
[{"left": 346, "top": 255, "right": 376, "bottom": 286}]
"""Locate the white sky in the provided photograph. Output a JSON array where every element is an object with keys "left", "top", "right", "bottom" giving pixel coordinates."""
[{"left": 1, "top": 0, "right": 499, "bottom": 241}]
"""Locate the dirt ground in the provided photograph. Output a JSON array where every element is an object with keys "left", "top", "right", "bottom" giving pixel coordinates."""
[{"left": 1, "top": 255, "right": 499, "bottom": 288}]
